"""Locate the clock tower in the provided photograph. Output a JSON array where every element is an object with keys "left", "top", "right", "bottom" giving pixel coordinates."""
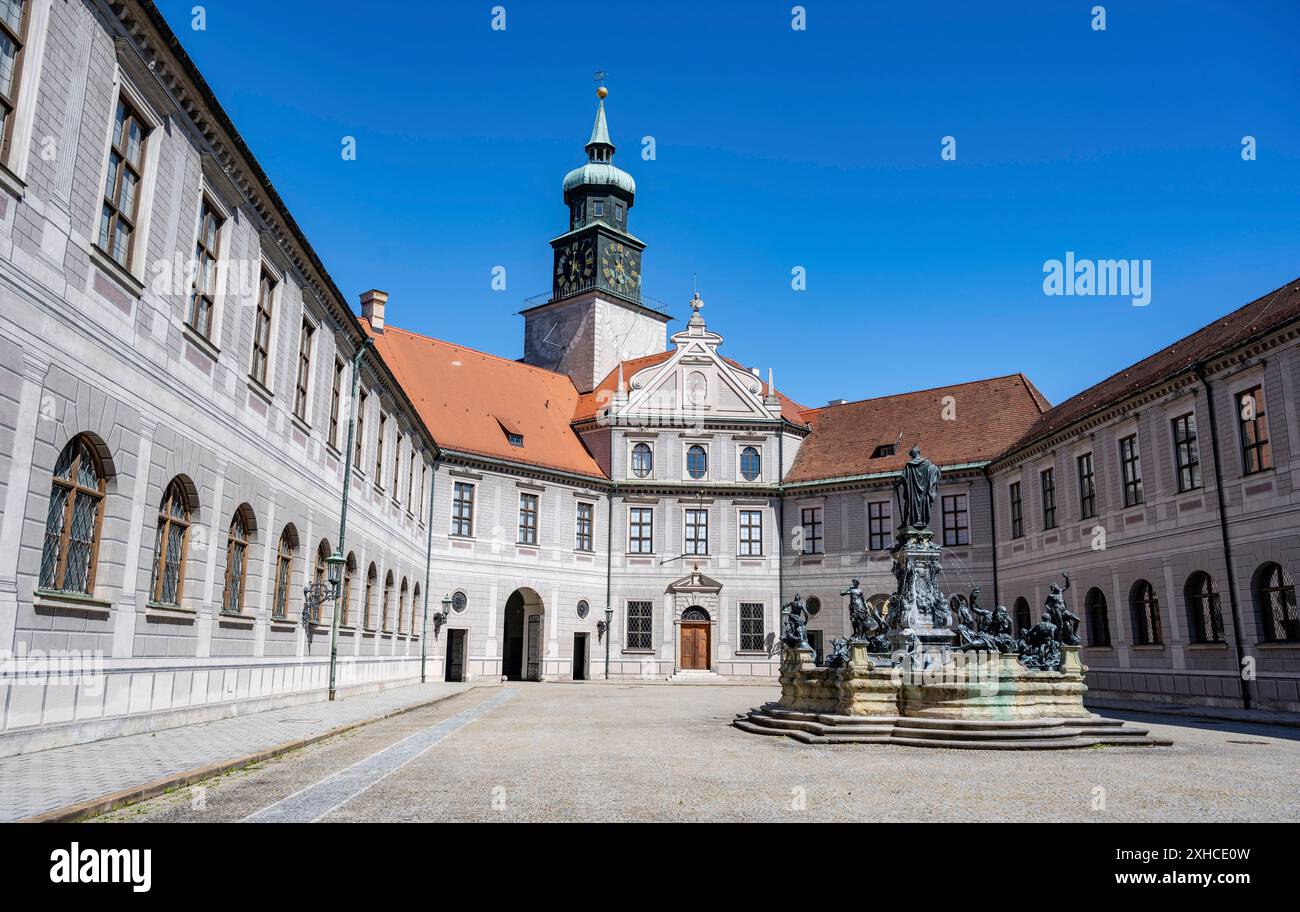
[{"left": 521, "top": 88, "right": 670, "bottom": 392}]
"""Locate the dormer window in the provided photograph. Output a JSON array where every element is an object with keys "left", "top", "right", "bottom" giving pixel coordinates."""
[
  {"left": 508, "top": 433, "right": 524, "bottom": 448},
  {"left": 496, "top": 416, "right": 524, "bottom": 448},
  {"left": 871, "top": 444, "right": 896, "bottom": 459}
]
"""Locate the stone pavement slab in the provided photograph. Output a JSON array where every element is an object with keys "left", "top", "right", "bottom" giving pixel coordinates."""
[{"left": 0, "top": 681, "right": 476, "bottom": 822}]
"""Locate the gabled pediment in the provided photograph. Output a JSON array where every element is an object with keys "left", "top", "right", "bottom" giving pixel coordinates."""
[{"left": 667, "top": 567, "right": 723, "bottom": 593}]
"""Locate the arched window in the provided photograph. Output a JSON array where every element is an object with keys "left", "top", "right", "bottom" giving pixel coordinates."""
[
  {"left": 272, "top": 525, "right": 298, "bottom": 619},
  {"left": 341, "top": 552, "right": 357, "bottom": 626},
  {"left": 150, "top": 478, "right": 193, "bottom": 606},
  {"left": 1085, "top": 587, "right": 1110, "bottom": 647},
  {"left": 1253, "top": 562, "right": 1297, "bottom": 643},
  {"left": 222, "top": 505, "right": 255, "bottom": 614},
  {"left": 687, "top": 444, "right": 707, "bottom": 480},
  {"left": 1013, "top": 597, "right": 1031, "bottom": 634},
  {"left": 412, "top": 583, "right": 422, "bottom": 634},
  {"left": 382, "top": 570, "right": 394, "bottom": 630},
  {"left": 40, "top": 435, "right": 108, "bottom": 595},
  {"left": 312, "top": 540, "right": 331, "bottom": 622},
  {"left": 631, "top": 442, "right": 652, "bottom": 478},
  {"left": 1130, "top": 579, "right": 1162, "bottom": 645},
  {"left": 740, "top": 446, "right": 761, "bottom": 482},
  {"left": 364, "top": 563, "right": 377, "bottom": 628},
  {"left": 398, "top": 578, "right": 409, "bottom": 634},
  {"left": 1184, "top": 571, "right": 1224, "bottom": 644}
]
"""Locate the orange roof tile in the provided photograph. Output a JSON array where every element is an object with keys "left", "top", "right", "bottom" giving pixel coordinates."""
[
  {"left": 786, "top": 374, "right": 1050, "bottom": 483},
  {"left": 366, "top": 324, "right": 605, "bottom": 479}
]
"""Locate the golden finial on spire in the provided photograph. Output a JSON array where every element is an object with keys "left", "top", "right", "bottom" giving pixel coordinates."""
[{"left": 596, "top": 85, "right": 608, "bottom": 99}]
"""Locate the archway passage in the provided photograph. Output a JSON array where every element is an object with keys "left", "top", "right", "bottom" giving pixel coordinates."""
[
  {"left": 680, "top": 606, "right": 711, "bottom": 671},
  {"left": 503, "top": 588, "right": 544, "bottom": 681}
]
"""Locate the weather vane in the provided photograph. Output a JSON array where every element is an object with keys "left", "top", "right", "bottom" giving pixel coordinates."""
[{"left": 593, "top": 69, "right": 607, "bottom": 86}]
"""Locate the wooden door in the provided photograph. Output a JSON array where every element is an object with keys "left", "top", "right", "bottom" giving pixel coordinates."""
[{"left": 681, "top": 622, "right": 710, "bottom": 670}]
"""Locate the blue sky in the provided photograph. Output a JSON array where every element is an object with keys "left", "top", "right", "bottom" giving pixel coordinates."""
[{"left": 156, "top": 1, "right": 1300, "bottom": 409}]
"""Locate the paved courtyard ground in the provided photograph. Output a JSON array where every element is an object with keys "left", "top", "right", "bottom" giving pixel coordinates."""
[{"left": 92, "top": 683, "right": 1300, "bottom": 823}]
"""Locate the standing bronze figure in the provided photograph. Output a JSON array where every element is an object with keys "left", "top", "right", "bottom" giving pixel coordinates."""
[
  {"left": 894, "top": 445, "right": 941, "bottom": 533},
  {"left": 1043, "top": 574, "right": 1081, "bottom": 646},
  {"left": 781, "top": 593, "right": 812, "bottom": 650}
]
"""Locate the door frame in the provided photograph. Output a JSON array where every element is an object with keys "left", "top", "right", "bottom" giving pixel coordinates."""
[
  {"left": 444, "top": 628, "right": 467, "bottom": 682},
  {"left": 573, "top": 632, "right": 589, "bottom": 681}
]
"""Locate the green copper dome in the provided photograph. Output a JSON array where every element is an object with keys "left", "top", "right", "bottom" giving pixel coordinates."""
[{"left": 563, "top": 161, "right": 636, "bottom": 196}]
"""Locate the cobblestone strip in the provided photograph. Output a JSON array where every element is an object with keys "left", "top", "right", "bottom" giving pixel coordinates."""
[{"left": 243, "top": 688, "right": 517, "bottom": 823}]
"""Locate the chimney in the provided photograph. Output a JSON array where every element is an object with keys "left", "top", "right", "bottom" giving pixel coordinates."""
[
  {"left": 828, "top": 398, "right": 848, "bottom": 406},
  {"left": 360, "top": 289, "right": 389, "bottom": 331}
]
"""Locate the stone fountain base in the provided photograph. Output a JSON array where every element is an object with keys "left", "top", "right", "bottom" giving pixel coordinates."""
[{"left": 733, "top": 643, "right": 1171, "bottom": 749}]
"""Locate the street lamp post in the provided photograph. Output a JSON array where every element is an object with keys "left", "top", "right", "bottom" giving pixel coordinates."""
[
  {"left": 330, "top": 338, "right": 372, "bottom": 701},
  {"left": 604, "top": 605, "right": 613, "bottom": 680}
]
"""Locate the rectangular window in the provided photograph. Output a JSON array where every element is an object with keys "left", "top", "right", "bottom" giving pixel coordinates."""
[
  {"left": 626, "top": 600, "right": 653, "bottom": 651},
  {"left": 684, "top": 508, "right": 709, "bottom": 555},
  {"left": 629, "top": 507, "right": 653, "bottom": 554},
  {"left": 406, "top": 447, "right": 415, "bottom": 512},
  {"left": 518, "top": 492, "right": 539, "bottom": 545},
  {"left": 942, "top": 493, "right": 970, "bottom": 546},
  {"left": 801, "top": 507, "right": 823, "bottom": 555},
  {"left": 189, "top": 197, "right": 222, "bottom": 339},
  {"left": 251, "top": 270, "right": 275, "bottom": 386},
  {"left": 576, "top": 502, "right": 594, "bottom": 551},
  {"left": 868, "top": 500, "right": 892, "bottom": 551},
  {"left": 1077, "top": 452, "right": 1096, "bottom": 520},
  {"left": 293, "top": 318, "right": 313, "bottom": 422},
  {"left": 419, "top": 464, "right": 427, "bottom": 519},
  {"left": 1009, "top": 482, "right": 1023, "bottom": 539},
  {"left": 98, "top": 95, "right": 150, "bottom": 269},
  {"left": 614, "top": 202, "right": 625, "bottom": 222},
  {"left": 593, "top": 200, "right": 604, "bottom": 218},
  {"left": 1040, "top": 468, "right": 1056, "bottom": 530},
  {"left": 1172, "top": 412, "right": 1200, "bottom": 492},
  {"left": 392, "top": 432, "right": 402, "bottom": 499},
  {"left": 375, "top": 413, "right": 387, "bottom": 487},
  {"left": 0, "top": 0, "right": 31, "bottom": 165},
  {"left": 738, "top": 509, "right": 763, "bottom": 557},
  {"left": 450, "top": 482, "right": 475, "bottom": 537},
  {"left": 329, "top": 359, "right": 344, "bottom": 448},
  {"left": 1237, "top": 385, "right": 1272, "bottom": 475},
  {"left": 739, "top": 603, "right": 765, "bottom": 652},
  {"left": 1120, "top": 434, "right": 1143, "bottom": 507},
  {"left": 353, "top": 390, "right": 366, "bottom": 470}
]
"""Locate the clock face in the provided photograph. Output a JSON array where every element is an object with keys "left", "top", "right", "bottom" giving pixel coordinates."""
[
  {"left": 601, "top": 242, "right": 640, "bottom": 292},
  {"left": 555, "top": 240, "right": 595, "bottom": 293}
]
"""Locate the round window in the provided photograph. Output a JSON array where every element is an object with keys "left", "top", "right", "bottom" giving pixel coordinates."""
[
  {"left": 806, "top": 596, "right": 821, "bottom": 616},
  {"left": 451, "top": 591, "right": 467, "bottom": 613},
  {"left": 577, "top": 599, "right": 590, "bottom": 619}
]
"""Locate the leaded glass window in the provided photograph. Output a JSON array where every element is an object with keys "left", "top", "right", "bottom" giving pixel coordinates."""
[
  {"left": 1131, "top": 580, "right": 1162, "bottom": 645},
  {"left": 1255, "top": 562, "right": 1298, "bottom": 643},
  {"left": 1085, "top": 588, "right": 1110, "bottom": 647},
  {"left": 222, "top": 508, "right": 252, "bottom": 614},
  {"left": 626, "top": 600, "right": 653, "bottom": 650},
  {"left": 740, "top": 602, "right": 765, "bottom": 652},
  {"left": 272, "top": 526, "right": 297, "bottom": 620},
  {"left": 149, "top": 479, "right": 191, "bottom": 607},
  {"left": 39, "top": 436, "right": 106, "bottom": 595},
  {"left": 1185, "top": 572, "right": 1224, "bottom": 644}
]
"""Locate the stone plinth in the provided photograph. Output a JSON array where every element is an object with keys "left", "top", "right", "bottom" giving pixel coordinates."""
[
  {"left": 887, "top": 534, "right": 956, "bottom": 659},
  {"left": 897, "top": 647, "right": 1090, "bottom": 721}
]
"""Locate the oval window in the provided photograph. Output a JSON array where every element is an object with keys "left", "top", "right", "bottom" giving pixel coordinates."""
[{"left": 740, "top": 446, "right": 761, "bottom": 481}]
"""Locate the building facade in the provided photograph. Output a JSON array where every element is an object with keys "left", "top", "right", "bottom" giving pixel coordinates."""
[{"left": 0, "top": 1, "right": 1297, "bottom": 758}]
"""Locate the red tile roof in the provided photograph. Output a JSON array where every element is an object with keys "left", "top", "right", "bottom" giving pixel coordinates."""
[
  {"left": 365, "top": 324, "right": 605, "bottom": 479},
  {"left": 1004, "top": 278, "right": 1300, "bottom": 457},
  {"left": 785, "top": 374, "right": 1051, "bottom": 483}
]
